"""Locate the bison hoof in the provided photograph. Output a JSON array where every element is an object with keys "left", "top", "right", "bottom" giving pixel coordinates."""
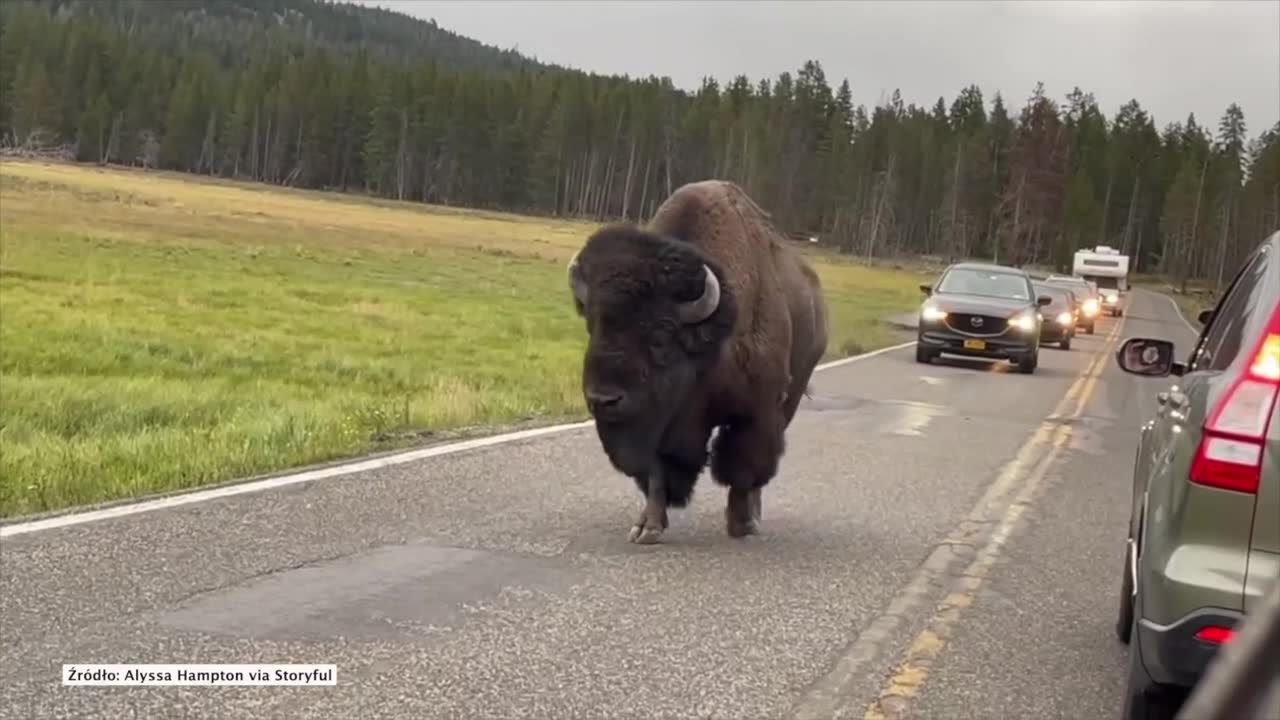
[
  {"left": 629, "top": 524, "right": 665, "bottom": 544},
  {"left": 628, "top": 507, "right": 667, "bottom": 544},
  {"left": 726, "top": 517, "right": 758, "bottom": 538},
  {"left": 726, "top": 490, "right": 760, "bottom": 538},
  {"left": 725, "top": 509, "right": 759, "bottom": 538}
]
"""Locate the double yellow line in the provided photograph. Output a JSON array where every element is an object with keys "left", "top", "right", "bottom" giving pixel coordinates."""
[{"left": 860, "top": 316, "right": 1127, "bottom": 720}]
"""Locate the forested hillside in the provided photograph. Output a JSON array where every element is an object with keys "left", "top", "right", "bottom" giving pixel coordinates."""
[{"left": 3, "top": 0, "right": 1277, "bottom": 284}]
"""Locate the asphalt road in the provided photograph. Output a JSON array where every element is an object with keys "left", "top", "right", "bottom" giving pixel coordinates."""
[{"left": 0, "top": 289, "right": 1201, "bottom": 720}]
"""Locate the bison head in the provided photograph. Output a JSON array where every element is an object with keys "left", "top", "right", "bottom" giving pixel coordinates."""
[{"left": 567, "top": 223, "right": 737, "bottom": 476}]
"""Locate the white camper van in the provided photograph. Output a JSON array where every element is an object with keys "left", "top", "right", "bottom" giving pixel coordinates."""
[{"left": 1072, "top": 245, "right": 1129, "bottom": 316}]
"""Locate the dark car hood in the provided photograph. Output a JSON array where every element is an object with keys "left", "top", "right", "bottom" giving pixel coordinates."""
[{"left": 926, "top": 293, "right": 1034, "bottom": 316}]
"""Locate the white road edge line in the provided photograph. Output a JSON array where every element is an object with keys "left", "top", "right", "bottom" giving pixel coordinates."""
[
  {"left": 0, "top": 340, "right": 919, "bottom": 538},
  {"left": 1151, "top": 288, "right": 1202, "bottom": 335}
]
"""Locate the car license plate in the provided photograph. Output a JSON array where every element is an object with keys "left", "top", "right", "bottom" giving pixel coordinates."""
[{"left": 963, "top": 339, "right": 986, "bottom": 350}]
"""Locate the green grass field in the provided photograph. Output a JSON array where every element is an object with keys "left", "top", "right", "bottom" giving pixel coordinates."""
[{"left": 0, "top": 160, "right": 928, "bottom": 518}]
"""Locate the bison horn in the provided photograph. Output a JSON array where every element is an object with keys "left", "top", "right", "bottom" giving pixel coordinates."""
[
  {"left": 567, "top": 248, "right": 588, "bottom": 305},
  {"left": 678, "top": 265, "right": 721, "bottom": 324}
]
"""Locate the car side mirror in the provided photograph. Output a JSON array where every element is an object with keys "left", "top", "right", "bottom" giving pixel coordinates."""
[
  {"left": 1037, "top": 295, "right": 1053, "bottom": 307},
  {"left": 919, "top": 283, "right": 933, "bottom": 296},
  {"left": 1116, "top": 337, "right": 1177, "bottom": 377},
  {"left": 1198, "top": 309, "right": 1214, "bottom": 326}
]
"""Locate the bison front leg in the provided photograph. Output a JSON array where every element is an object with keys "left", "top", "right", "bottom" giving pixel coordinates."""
[
  {"left": 711, "top": 420, "right": 783, "bottom": 539},
  {"left": 627, "top": 469, "right": 668, "bottom": 544},
  {"left": 725, "top": 488, "right": 758, "bottom": 538}
]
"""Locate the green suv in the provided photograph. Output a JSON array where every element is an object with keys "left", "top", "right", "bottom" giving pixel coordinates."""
[{"left": 1113, "top": 231, "right": 1280, "bottom": 720}]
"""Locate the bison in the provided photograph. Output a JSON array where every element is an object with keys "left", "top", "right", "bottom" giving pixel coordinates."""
[{"left": 566, "top": 180, "right": 829, "bottom": 544}]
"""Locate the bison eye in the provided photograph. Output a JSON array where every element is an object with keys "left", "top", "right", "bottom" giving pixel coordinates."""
[
  {"left": 650, "top": 342, "right": 678, "bottom": 366},
  {"left": 650, "top": 328, "right": 683, "bottom": 358}
]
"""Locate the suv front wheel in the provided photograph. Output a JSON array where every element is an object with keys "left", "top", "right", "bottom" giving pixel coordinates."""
[{"left": 1016, "top": 350, "right": 1038, "bottom": 374}]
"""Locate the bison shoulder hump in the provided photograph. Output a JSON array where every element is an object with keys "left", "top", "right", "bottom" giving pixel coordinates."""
[{"left": 653, "top": 181, "right": 777, "bottom": 239}]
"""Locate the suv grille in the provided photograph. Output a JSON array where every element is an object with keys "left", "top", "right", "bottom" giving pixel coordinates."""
[{"left": 945, "top": 313, "right": 1008, "bottom": 336}]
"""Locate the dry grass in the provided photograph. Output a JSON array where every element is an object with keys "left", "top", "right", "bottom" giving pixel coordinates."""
[{"left": 0, "top": 159, "right": 926, "bottom": 517}]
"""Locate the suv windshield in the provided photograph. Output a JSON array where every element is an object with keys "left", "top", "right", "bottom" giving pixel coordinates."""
[
  {"left": 1033, "top": 284, "right": 1071, "bottom": 306},
  {"left": 1048, "top": 276, "right": 1095, "bottom": 297},
  {"left": 937, "top": 268, "right": 1031, "bottom": 301}
]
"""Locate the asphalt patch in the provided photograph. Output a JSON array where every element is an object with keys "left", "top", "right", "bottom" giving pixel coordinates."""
[
  {"left": 151, "top": 541, "right": 579, "bottom": 642},
  {"left": 802, "top": 395, "right": 952, "bottom": 438}
]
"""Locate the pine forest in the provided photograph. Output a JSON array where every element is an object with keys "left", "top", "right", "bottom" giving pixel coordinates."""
[{"left": 4, "top": 0, "right": 1278, "bottom": 288}]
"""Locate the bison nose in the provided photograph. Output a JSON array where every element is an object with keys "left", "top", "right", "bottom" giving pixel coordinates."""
[{"left": 585, "top": 388, "right": 626, "bottom": 415}]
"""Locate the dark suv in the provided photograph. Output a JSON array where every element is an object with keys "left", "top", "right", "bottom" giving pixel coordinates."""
[
  {"left": 1032, "top": 281, "right": 1078, "bottom": 350},
  {"left": 915, "top": 262, "right": 1051, "bottom": 373},
  {"left": 1046, "top": 274, "right": 1101, "bottom": 334}
]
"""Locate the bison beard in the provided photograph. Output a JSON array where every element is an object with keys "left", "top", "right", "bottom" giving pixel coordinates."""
[{"left": 568, "top": 180, "right": 828, "bottom": 544}]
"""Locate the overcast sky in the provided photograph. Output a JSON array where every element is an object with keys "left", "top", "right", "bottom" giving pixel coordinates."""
[{"left": 356, "top": 0, "right": 1279, "bottom": 138}]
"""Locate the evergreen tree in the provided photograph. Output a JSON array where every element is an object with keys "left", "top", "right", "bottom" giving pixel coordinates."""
[{"left": 0, "top": 0, "right": 1269, "bottom": 284}]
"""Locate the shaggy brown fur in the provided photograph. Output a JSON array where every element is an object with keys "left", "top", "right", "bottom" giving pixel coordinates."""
[{"left": 568, "top": 180, "right": 828, "bottom": 543}]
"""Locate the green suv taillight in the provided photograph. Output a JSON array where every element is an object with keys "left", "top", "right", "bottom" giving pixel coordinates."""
[{"left": 1190, "top": 306, "right": 1280, "bottom": 494}]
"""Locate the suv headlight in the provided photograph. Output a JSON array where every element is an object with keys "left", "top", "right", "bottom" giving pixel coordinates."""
[
  {"left": 1009, "top": 311, "right": 1037, "bottom": 332},
  {"left": 1082, "top": 298, "right": 1099, "bottom": 315},
  {"left": 1056, "top": 311, "right": 1072, "bottom": 325},
  {"left": 1104, "top": 292, "right": 1119, "bottom": 304},
  {"left": 921, "top": 304, "right": 947, "bottom": 322}
]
